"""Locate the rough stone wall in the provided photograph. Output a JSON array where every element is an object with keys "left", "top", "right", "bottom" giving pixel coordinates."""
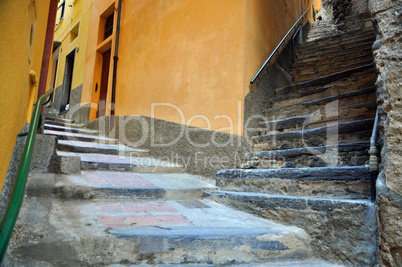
[
  {"left": 369, "top": 0, "right": 402, "bottom": 266},
  {"left": 0, "top": 130, "right": 59, "bottom": 220},
  {"left": 86, "top": 116, "right": 249, "bottom": 179},
  {"left": 324, "top": 0, "right": 370, "bottom": 31}
]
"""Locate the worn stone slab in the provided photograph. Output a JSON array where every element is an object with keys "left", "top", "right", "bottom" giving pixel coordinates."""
[
  {"left": 5, "top": 197, "right": 311, "bottom": 265},
  {"left": 204, "top": 191, "right": 377, "bottom": 266}
]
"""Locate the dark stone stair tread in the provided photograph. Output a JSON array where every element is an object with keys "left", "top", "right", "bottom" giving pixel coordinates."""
[
  {"left": 110, "top": 227, "right": 288, "bottom": 252},
  {"left": 204, "top": 190, "right": 374, "bottom": 210}
]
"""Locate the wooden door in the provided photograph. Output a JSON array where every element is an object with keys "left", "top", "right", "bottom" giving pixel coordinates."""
[{"left": 97, "top": 49, "right": 111, "bottom": 118}]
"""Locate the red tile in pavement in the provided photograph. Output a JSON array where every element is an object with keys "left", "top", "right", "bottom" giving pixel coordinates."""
[
  {"left": 97, "top": 215, "right": 128, "bottom": 227},
  {"left": 122, "top": 202, "right": 177, "bottom": 213},
  {"left": 155, "top": 215, "right": 191, "bottom": 225},
  {"left": 125, "top": 215, "right": 160, "bottom": 227}
]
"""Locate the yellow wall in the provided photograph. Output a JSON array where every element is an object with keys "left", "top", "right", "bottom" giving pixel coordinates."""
[
  {"left": 82, "top": 0, "right": 312, "bottom": 135},
  {"left": 50, "top": 0, "right": 91, "bottom": 92},
  {"left": 0, "top": 0, "right": 50, "bottom": 191}
]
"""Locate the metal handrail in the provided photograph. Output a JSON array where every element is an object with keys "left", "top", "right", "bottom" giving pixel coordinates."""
[
  {"left": 250, "top": 8, "right": 310, "bottom": 85},
  {"left": 368, "top": 107, "right": 379, "bottom": 202},
  {"left": 0, "top": 86, "right": 55, "bottom": 261}
]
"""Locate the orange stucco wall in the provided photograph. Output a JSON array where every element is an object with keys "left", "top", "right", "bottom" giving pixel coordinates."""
[
  {"left": 82, "top": 0, "right": 312, "bottom": 135},
  {"left": 0, "top": 0, "right": 50, "bottom": 191}
]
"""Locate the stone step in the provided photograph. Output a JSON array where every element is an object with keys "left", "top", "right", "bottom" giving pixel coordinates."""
[
  {"left": 252, "top": 119, "right": 374, "bottom": 151},
  {"left": 301, "top": 28, "right": 375, "bottom": 50},
  {"left": 273, "top": 73, "right": 375, "bottom": 106},
  {"left": 245, "top": 142, "right": 370, "bottom": 169},
  {"left": 43, "top": 119, "right": 85, "bottom": 129},
  {"left": 6, "top": 197, "right": 312, "bottom": 265},
  {"left": 27, "top": 172, "right": 217, "bottom": 201},
  {"left": 44, "top": 129, "right": 118, "bottom": 144},
  {"left": 295, "top": 41, "right": 373, "bottom": 62},
  {"left": 266, "top": 87, "right": 376, "bottom": 118},
  {"left": 57, "top": 151, "right": 184, "bottom": 173},
  {"left": 204, "top": 191, "right": 377, "bottom": 266},
  {"left": 44, "top": 123, "right": 100, "bottom": 136},
  {"left": 290, "top": 54, "right": 373, "bottom": 76},
  {"left": 276, "top": 64, "right": 374, "bottom": 96},
  {"left": 256, "top": 102, "right": 376, "bottom": 135},
  {"left": 57, "top": 139, "right": 150, "bottom": 157},
  {"left": 292, "top": 60, "right": 373, "bottom": 83},
  {"left": 298, "top": 35, "right": 375, "bottom": 56},
  {"left": 107, "top": 260, "right": 343, "bottom": 267},
  {"left": 216, "top": 166, "right": 370, "bottom": 199},
  {"left": 292, "top": 47, "right": 373, "bottom": 69}
]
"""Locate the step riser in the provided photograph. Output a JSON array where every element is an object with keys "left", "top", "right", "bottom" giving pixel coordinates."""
[
  {"left": 292, "top": 49, "right": 372, "bottom": 68},
  {"left": 204, "top": 191, "right": 377, "bottom": 266},
  {"left": 257, "top": 108, "right": 375, "bottom": 135},
  {"left": 28, "top": 185, "right": 213, "bottom": 201},
  {"left": 252, "top": 130, "right": 372, "bottom": 151},
  {"left": 265, "top": 91, "right": 376, "bottom": 118},
  {"left": 109, "top": 228, "right": 312, "bottom": 265},
  {"left": 297, "top": 41, "right": 373, "bottom": 60},
  {"left": 292, "top": 61, "right": 373, "bottom": 83},
  {"left": 244, "top": 148, "right": 369, "bottom": 169},
  {"left": 298, "top": 36, "right": 375, "bottom": 54},
  {"left": 217, "top": 177, "right": 370, "bottom": 199},
  {"left": 301, "top": 30, "right": 375, "bottom": 49},
  {"left": 273, "top": 75, "right": 376, "bottom": 107},
  {"left": 81, "top": 162, "right": 183, "bottom": 173},
  {"left": 276, "top": 65, "right": 374, "bottom": 96},
  {"left": 290, "top": 55, "right": 374, "bottom": 76}
]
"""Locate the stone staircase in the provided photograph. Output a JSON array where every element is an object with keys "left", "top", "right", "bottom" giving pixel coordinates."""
[
  {"left": 4, "top": 21, "right": 377, "bottom": 266},
  {"left": 5, "top": 116, "right": 339, "bottom": 266},
  {"left": 204, "top": 22, "right": 378, "bottom": 265}
]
